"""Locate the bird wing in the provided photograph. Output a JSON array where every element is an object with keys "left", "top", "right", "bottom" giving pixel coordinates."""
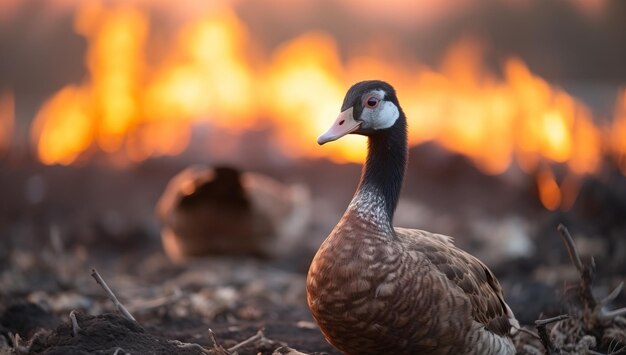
[{"left": 395, "top": 227, "right": 515, "bottom": 337}]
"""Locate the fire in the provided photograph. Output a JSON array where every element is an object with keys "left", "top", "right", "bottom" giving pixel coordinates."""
[
  {"left": 76, "top": 2, "right": 148, "bottom": 154},
  {"left": 0, "top": 89, "right": 14, "bottom": 156},
  {"left": 407, "top": 40, "right": 519, "bottom": 175},
  {"left": 264, "top": 32, "right": 366, "bottom": 162},
  {"left": 26, "top": 1, "right": 624, "bottom": 210},
  {"left": 536, "top": 165, "right": 561, "bottom": 211},
  {"left": 534, "top": 164, "right": 584, "bottom": 212},
  {"left": 31, "top": 86, "right": 93, "bottom": 165},
  {"left": 31, "top": 2, "right": 149, "bottom": 165},
  {"left": 144, "top": 8, "right": 256, "bottom": 128}
]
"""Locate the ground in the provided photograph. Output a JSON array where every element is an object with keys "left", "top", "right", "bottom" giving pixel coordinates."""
[{"left": 1, "top": 147, "right": 625, "bottom": 354}]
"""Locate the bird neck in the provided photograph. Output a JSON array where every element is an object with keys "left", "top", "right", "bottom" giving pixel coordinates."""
[{"left": 348, "top": 119, "right": 407, "bottom": 232}]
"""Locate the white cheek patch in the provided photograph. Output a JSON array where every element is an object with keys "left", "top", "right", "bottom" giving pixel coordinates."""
[{"left": 367, "top": 100, "right": 399, "bottom": 130}]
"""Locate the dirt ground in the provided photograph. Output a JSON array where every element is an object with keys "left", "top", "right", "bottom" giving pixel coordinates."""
[{"left": 1, "top": 148, "right": 626, "bottom": 354}]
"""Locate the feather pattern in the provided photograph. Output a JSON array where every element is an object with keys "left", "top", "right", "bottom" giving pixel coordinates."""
[
  {"left": 307, "top": 80, "right": 517, "bottom": 355},
  {"left": 307, "top": 204, "right": 517, "bottom": 354}
]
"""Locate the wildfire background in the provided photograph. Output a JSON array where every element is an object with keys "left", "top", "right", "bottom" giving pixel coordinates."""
[{"left": 0, "top": 0, "right": 626, "bottom": 353}]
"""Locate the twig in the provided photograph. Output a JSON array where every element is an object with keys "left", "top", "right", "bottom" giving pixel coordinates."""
[
  {"left": 90, "top": 268, "right": 137, "bottom": 323},
  {"left": 535, "top": 314, "right": 570, "bottom": 327},
  {"left": 535, "top": 314, "right": 569, "bottom": 354},
  {"left": 207, "top": 329, "right": 230, "bottom": 354},
  {"left": 69, "top": 310, "right": 81, "bottom": 337},
  {"left": 559, "top": 224, "right": 626, "bottom": 325},
  {"left": 601, "top": 282, "right": 624, "bottom": 307},
  {"left": 168, "top": 340, "right": 210, "bottom": 354},
  {"left": 516, "top": 327, "right": 541, "bottom": 340},
  {"left": 208, "top": 328, "right": 220, "bottom": 348},
  {"left": 557, "top": 224, "right": 583, "bottom": 273},
  {"left": 607, "top": 344, "right": 626, "bottom": 355},
  {"left": 227, "top": 329, "right": 264, "bottom": 353},
  {"left": 598, "top": 281, "right": 626, "bottom": 320},
  {"left": 599, "top": 306, "right": 626, "bottom": 321},
  {"left": 557, "top": 224, "right": 597, "bottom": 314},
  {"left": 587, "top": 345, "right": 626, "bottom": 355},
  {"left": 272, "top": 346, "right": 309, "bottom": 355},
  {"left": 112, "top": 347, "right": 129, "bottom": 355}
]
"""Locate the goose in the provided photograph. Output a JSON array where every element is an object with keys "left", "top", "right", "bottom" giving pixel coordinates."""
[
  {"left": 306, "top": 80, "right": 518, "bottom": 355},
  {"left": 157, "top": 165, "right": 310, "bottom": 261}
]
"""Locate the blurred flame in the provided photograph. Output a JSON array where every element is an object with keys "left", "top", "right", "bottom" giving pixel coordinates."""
[
  {"left": 264, "top": 32, "right": 366, "bottom": 162},
  {"left": 28, "top": 2, "right": 624, "bottom": 210},
  {"left": 76, "top": 2, "right": 148, "bottom": 153},
  {"left": 31, "top": 86, "right": 93, "bottom": 165},
  {"left": 410, "top": 40, "right": 518, "bottom": 175},
  {"left": 144, "top": 8, "right": 255, "bottom": 127},
  {"left": 0, "top": 89, "right": 15, "bottom": 155},
  {"left": 536, "top": 165, "right": 561, "bottom": 211}
]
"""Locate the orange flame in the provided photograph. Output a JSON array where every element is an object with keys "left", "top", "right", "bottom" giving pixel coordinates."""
[
  {"left": 76, "top": 2, "right": 148, "bottom": 154},
  {"left": 28, "top": 1, "right": 622, "bottom": 203},
  {"left": 264, "top": 32, "right": 365, "bottom": 162},
  {"left": 0, "top": 89, "right": 14, "bottom": 156},
  {"left": 31, "top": 86, "right": 93, "bottom": 165},
  {"left": 536, "top": 165, "right": 561, "bottom": 211},
  {"left": 144, "top": 8, "right": 255, "bottom": 128}
]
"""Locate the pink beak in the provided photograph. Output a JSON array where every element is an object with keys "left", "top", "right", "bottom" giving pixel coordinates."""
[{"left": 317, "top": 107, "right": 361, "bottom": 145}]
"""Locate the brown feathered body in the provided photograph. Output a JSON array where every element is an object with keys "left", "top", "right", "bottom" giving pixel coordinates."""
[
  {"left": 307, "top": 80, "right": 517, "bottom": 355},
  {"left": 307, "top": 189, "right": 517, "bottom": 354}
]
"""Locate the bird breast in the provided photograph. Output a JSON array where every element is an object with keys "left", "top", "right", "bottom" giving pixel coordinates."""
[{"left": 306, "top": 221, "right": 473, "bottom": 354}]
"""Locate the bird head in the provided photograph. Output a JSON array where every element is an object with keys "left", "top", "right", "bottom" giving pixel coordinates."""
[{"left": 317, "top": 80, "right": 402, "bottom": 145}]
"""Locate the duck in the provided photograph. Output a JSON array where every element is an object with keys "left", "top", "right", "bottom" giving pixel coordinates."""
[
  {"left": 306, "top": 80, "right": 518, "bottom": 355},
  {"left": 156, "top": 165, "right": 310, "bottom": 261}
]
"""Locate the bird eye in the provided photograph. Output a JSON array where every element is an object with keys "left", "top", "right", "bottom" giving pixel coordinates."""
[{"left": 364, "top": 96, "right": 380, "bottom": 108}]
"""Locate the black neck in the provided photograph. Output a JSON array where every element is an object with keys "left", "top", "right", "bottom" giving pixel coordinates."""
[{"left": 352, "top": 117, "right": 407, "bottom": 227}]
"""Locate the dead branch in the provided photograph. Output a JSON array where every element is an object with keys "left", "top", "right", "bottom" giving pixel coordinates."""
[
  {"left": 516, "top": 327, "right": 541, "bottom": 340},
  {"left": 69, "top": 310, "right": 81, "bottom": 337},
  {"left": 599, "top": 307, "right": 626, "bottom": 321},
  {"left": 111, "top": 347, "right": 130, "bottom": 355},
  {"left": 607, "top": 344, "right": 626, "bottom": 355},
  {"left": 227, "top": 329, "right": 264, "bottom": 353},
  {"left": 535, "top": 314, "right": 569, "bottom": 354},
  {"left": 90, "top": 268, "right": 137, "bottom": 323},
  {"left": 168, "top": 340, "right": 210, "bottom": 354},
  {"left": 207, "top": 329, "right": 231, "bottom": 354},
  {"left": 557, "top": 224, "right": 597, "bottom": 313},
  {"left": 599, "top": 282, "right": 626, "bottom": 320},
  {"left": 601, "top": 282, "right": 624, "bottom": 307},
  {"left": 272, "top": 346, "right": 309, "bottom": 355},
  {"left": 557, "top": 224, "right": 583, "bottom": 273},
  {"left": 558, "top": 224, "right": 626, "bottom": 327},
  {"left": 535, "top": 314, "right": 570, "bottom": 327},
  {"left": 587, "top": 344, "right": 626, "bottom": 355}
]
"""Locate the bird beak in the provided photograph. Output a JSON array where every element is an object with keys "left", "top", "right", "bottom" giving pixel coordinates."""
[{"left": 317, "top": 107, "right": 361, "bottom": 145}]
